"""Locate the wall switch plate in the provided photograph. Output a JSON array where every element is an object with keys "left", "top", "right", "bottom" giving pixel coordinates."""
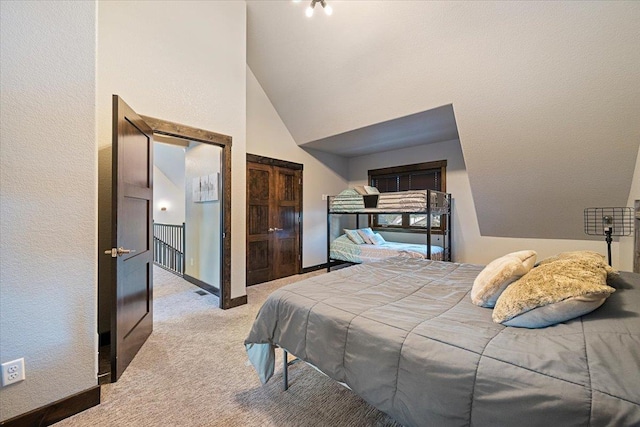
[
  {"left": 1, "top": 358, "right": 25, "bottom": 386},
  {"left": 322, "top": 194, "right": 328, "bottom": 201}
]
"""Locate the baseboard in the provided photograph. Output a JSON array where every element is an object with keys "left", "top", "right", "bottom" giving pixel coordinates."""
[
  {"left": 0, "top": 385, "right": 100, "bottom": 427},
  {"left": 183, "top": 274, "right": 220, "bottom": 297},
  {"left": 301, "top": 263, "right": 328, "bottom": 273},
  {"left": 227, "top": 295, "right": 247, "bottom": 309}
]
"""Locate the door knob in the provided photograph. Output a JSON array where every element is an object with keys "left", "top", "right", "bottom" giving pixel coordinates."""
[
  {"left": 268, "top": 228, "right": 275, "bottom": 232},
  {"left": 104, "top": 247, "right": 136, "bottom": 258}
]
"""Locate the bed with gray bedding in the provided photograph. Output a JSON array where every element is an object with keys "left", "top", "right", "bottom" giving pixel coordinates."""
[{"left": 245, "top": 257, "right": 640, "bottom": 426}]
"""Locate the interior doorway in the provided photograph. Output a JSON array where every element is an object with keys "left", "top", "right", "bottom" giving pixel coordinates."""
[
  {"left": 98, "top": 100, "right": 234, "bottom": 384},
  {"left": 153, "top": 135, "right": 224, "bottom": 296}
]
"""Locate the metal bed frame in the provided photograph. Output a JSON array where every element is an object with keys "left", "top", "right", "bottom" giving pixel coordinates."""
[{"left": 326, "top": 189, "right": 453, "bottom": 272}]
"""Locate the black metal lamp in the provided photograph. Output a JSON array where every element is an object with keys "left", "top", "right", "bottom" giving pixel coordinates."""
[{"left": 584, "top": 207, "right": 634, "bottom": 266}]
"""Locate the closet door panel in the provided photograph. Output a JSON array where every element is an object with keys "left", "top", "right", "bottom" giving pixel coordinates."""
[{"left": 247, "top": 163, "right": 274, "bottom": 285}]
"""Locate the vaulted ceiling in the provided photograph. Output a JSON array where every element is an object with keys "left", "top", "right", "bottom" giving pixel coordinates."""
[{"left": 246, "top": 1, "right": 640, "bottom": 240}]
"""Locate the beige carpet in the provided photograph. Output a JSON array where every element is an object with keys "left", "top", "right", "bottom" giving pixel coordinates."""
[{"left": 56, "top": 267, "right": 400, "bottom": 426}]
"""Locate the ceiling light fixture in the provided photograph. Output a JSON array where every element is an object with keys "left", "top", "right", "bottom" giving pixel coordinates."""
[{"left": 304, "top": 0, "right": 332, "bottom": 17}]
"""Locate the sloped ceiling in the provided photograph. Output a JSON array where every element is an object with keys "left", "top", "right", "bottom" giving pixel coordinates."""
[{"left": 247, "top": 1, "right": 640, "bottom": 240}]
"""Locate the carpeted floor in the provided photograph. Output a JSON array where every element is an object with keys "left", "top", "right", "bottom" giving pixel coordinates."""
[{"left": 56, "top": 267, "right": 400, "bottom": 426}]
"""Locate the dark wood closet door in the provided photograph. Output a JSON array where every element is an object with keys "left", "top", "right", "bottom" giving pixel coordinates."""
[
  {"left": 273, "top": 166, "right": 301, "bottom": 280},
  {"left": 246, "top": 161, "right": 301, "bottom": 285},
  {"left": 247, "top": 162, "right": 273, "bottom": 285}
]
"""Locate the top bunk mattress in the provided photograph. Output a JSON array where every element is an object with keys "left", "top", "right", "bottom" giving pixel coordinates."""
[{"left": 329, "top": 189, "right": 449, "bottom": 213}]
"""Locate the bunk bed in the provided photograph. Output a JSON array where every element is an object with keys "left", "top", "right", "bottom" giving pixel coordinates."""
[{"left": 327, "top": 188, "right": 452, "bottom": 271}]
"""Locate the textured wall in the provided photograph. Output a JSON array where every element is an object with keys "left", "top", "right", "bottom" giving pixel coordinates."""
[
  {"left": 348, "top": 141, "right": 620, "bottom": 266},
  {"left": 620, "top": 146, "right": 640, "bottom": 272},
  {"left": 248, "top": 1, "right": 640, "bottom": 242},
  {"left": 0, "top": 1, "right": 97, "bottom": 421}
]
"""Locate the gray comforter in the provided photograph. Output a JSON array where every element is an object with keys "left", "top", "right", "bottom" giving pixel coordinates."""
[{"left": 245, "top": 257, "right": 640, "bottom": 426}]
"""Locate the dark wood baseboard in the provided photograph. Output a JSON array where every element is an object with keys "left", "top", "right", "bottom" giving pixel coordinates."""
[
  {"left": 0, "top": 385, "right": 100, "bottom": 427},
  {"left": 227, "top": 295, "right": 247, "bottom": 309},
  {"left": 301, "top": 263, "right": 328, "bottom": 273},
  {"left": 183, "top": 274, "right": 220, "bottom": 297}
]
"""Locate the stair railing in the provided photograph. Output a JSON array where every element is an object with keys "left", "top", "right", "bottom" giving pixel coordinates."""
[{"left": 153, "top": 222, "right": 185, "bottom": 276}]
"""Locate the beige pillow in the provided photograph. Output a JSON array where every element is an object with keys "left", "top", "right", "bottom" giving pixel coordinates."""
[
  {"left": 471, "top": 250, "right": 537, "bottom": 308},
  {"left": 493, "top": 258, "right": 616, "bottom": 328},
  {"left": 537, "top": 250, "right": 618, "bottom": 278}
]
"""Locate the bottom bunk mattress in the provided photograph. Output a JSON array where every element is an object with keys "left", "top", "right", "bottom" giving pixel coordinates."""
[
  {"left": 330, "top": 234, "right": 443, "bottom": 263},
  {"left": 245, "top": 257, "right": 640, "bottom": 427}
]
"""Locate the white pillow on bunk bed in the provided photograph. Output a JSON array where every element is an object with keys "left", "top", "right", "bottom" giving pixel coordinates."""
[
  {"left": 344, "top": 229, "right": 366, "bottom": 244},
  {"left": 370, "top": 233, "right": 386, "bottom": 245},
  {"left": 357, "top": 228, "right": 376, "bottom": 244}
]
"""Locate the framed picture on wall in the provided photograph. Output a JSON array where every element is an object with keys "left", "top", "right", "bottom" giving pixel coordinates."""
[{"left": 193, "top": 173, "right": 218, "bottom": 202}]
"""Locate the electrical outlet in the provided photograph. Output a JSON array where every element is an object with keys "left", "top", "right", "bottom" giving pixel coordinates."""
[
  {"left": 1, "top": 358, "right": 25, "bottom": 386},
  {"left": 190, "top": 258, "right": 194, "bottom": 266}
]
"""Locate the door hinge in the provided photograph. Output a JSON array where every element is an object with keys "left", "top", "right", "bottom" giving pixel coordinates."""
[{"left": 223, "top": 232, "right": 226, "bottom": 238}]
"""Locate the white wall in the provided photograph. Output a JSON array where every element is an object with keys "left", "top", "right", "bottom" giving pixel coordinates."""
[
  {"left": 246, "top": 68, "right": 349, "bottom": 267},
  {"left": 154, "top": 166, "right": 185, "bottom": 225},
  {"left": 348, "top": 141, "right": 621, "bottom": 266},
  {"left": 0, "top": 1, "right": 97, "bottom": 421},
  {"left": 153, "top": 143, "right": 186, "bottom": 225},
  {"left": 98, "top": 0, "right": 247, "bottom": 298},
  {"left": 184, "top": 143, "right": 222, "bottom": 286},
  {"left": 620, "top": 145, "right": 640, "bottom": 272}
]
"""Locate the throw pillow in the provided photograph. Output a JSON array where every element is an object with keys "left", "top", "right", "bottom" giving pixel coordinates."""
[
  {"left": 470, "top": 250, "right": 537, "bottom": 308},
  {"left": 492, "top": 258, "right": 616, "bottom": 328},
  {"left": 344, "top": 229, "right": 366, "bottom": 245},
  {"left": 537, "top": 250, "right": 618, "bottom": 278},
  {"left": 357, "top": 228, "right": 376, "bottom": 244},
  {"left": 370, "top": 233, "right": 386, "bottom": 245}
]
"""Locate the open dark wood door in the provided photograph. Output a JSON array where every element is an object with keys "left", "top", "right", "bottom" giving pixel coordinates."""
[
  {"left": 246, "top": 158, "right": 302, "bottom": 285},
  {"left": 108, "top": 95, "right": 154, "bottom": 382}
]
